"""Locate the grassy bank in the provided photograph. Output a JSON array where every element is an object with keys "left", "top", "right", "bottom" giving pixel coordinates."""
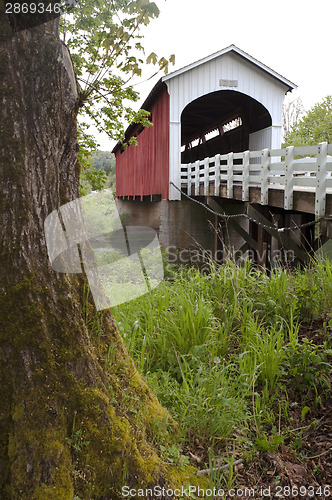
[{"left": 112, "top": 257, "right": 332, "bottom": 493}]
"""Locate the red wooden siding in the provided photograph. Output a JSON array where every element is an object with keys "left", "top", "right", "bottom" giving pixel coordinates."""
[{"left": 115, "top": 86, "right": 170, "bottom": 200}]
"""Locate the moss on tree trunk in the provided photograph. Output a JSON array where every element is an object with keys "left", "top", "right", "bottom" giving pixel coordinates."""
[{"left": 0, "top": 12, "right": 206, "bottom": 499}]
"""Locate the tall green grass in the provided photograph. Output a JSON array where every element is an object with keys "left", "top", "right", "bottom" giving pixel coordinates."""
[{"left": 112, "top": 257, "right": 332, "bottom": 452}]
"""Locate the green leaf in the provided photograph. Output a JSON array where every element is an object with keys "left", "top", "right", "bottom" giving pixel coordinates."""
[
  {"left": 146, "top": 52, "right": 158, "bottom": 65},
  {"left": 158, "top": 57, "right": 169, "bottom": 74},
  {"left": 301, "top": 405, "right": 310, "bottom": 421}
]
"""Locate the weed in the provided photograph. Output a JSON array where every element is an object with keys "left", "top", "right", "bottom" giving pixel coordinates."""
[
  {"left": 207, "top": 448, "right": 225, "bottom": 492},
  {"left": 122, "top": 463, "right": 129, "bottom": 484},
  {"left": 66, "top": 411, "right": 90, "bottom": 453},
  {"left": 255, "top": 433, "right": 284, "bottom": 452},
  {"left": 207, "top": 446, "right": 239, "bottom": 494},
  {"left": 159, "top": 443, "right": 189, "bottom": 468},
  {"left": 66, "top": 429, "right": 90, "bottom": 453},
  {"left": 220, "top": 447, "right": 239, "bottom": 491},
  {"left": 283, "top": 338, "right": 331, "bottom": 403}
]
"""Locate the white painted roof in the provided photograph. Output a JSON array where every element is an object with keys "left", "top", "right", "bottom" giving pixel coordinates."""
[{"left": 162, "top": 44, "right": 297, "bottom": 91}]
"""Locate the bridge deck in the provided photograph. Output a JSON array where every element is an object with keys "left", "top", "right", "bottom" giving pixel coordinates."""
[
  {"left": 181, "top": 142, "right": 332, "bottom": 216},
  {"left": 186, "top": 183, "right": 332, "bottom": 215}
]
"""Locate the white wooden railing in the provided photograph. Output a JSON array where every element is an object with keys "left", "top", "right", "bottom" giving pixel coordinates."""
[{"left": 180, "top": 142, "right": 332, "bottom": 216}]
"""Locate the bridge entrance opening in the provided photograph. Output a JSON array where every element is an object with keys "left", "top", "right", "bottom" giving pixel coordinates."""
[{"left": 181, "top": 90, "right": 272, "bottom": 163}]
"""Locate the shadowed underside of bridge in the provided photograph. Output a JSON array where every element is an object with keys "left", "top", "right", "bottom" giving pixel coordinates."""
[
  {"left": 204, "top": 195, "right": 331, "bottom": 267},
  {"left": 116, "top": 193, "right": 332, "bottom": 270}
]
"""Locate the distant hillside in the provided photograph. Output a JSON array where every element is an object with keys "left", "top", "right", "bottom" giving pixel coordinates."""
[{"left": 90, "top": 151, "right": 116, "bottom": 176}]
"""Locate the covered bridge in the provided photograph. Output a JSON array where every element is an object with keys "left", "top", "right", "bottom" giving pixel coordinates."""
[
  {"left": 113, "top": 45, "right": 332, "bottom": 265},
  {"left": 114, "top": 44, "right": 296, "bottom": 201}
]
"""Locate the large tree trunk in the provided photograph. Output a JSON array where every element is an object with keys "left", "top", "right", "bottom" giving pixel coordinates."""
[{"left": 0, "top": 12, "right": 202, "bottom": 500}]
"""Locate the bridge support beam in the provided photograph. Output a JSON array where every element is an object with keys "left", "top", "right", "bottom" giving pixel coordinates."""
[
  {"left": 206, "top": 197, "right": 319, "bottom": 266},
  {"left": 246, "top": 204, "right": 311, "bottom": 265}
]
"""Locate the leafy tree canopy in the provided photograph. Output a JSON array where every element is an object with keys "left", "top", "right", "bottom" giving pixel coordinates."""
[
  {"left": 60, "top": 0, "right": 175, "bottom": 149},
  {"left": 283, "top": 95, "right": 332, "bottom": 147}
]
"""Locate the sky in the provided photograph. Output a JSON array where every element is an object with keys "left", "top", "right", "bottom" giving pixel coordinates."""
[{"left": 96, "top": 0, "right": 332, "bottom": 150}]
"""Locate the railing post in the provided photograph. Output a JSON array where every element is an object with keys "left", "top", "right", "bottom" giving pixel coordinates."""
[
  {"left": 194, "top": 160, "right": 200, "bottom": 196},
  {"left": 315, "top": 141, "right": 328, "bottom": 216},
  {"left": 260, "top": 148, "right": 270, "bottom": 205},
  {"left": 204, "top": 157, "right": 209, "bottom": 195},
  {"left": 214, "top": 154, "right": 221, "bottom": 196},
  {"left": 284, "top": 146, "right": 294, "bottom": 210},
  {"left": 227, "top": 152, "right": 234, "bottom": 198},
  {"left": 242, "top": 150, "right": 250, "bottom": 201},
  {"left": 187, "top": 163, "right": 192, "bottom": 196}
]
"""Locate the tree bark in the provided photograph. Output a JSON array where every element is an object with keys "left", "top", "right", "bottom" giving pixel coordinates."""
[{"left": 0, "top": 12, "right": 202, "bottom": 500}]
